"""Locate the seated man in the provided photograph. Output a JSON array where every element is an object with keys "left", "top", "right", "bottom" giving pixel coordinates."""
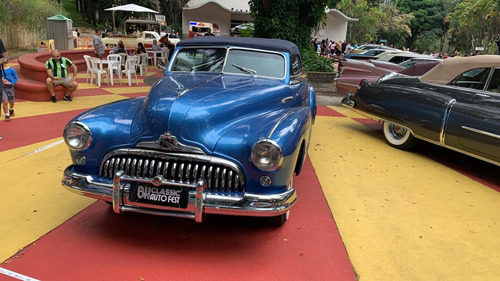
[{"left": 45, "top": 49, "right": 78, "bottom": 103}]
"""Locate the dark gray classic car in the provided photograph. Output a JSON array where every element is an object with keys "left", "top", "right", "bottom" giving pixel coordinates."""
[
  {"left": 342, "top": 55, "right": 500, "bottom": 166},
  {"left": 62, "top": 36, "right": 316, "bottom": 226}
]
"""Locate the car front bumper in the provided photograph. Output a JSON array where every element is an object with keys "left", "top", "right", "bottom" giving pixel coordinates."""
[{"left": 62, "top": 165, "right": 296, "bottom": 223}]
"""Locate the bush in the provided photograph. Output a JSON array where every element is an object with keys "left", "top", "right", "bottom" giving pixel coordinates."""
[{"left": 301, "top": 48, "right": 334, "bottom": 72}]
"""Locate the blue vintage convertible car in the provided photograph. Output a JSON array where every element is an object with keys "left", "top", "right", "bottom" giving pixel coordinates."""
[
  {"left": 62, "top": 37, "right": 316, "bottom": 226},
  {"left": 342, "top": 55, "right": 500, "bottom": 166}
]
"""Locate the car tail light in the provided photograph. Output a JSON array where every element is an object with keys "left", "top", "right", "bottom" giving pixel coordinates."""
[
  {"left": 358, "top": 79, "right": 367, "bottom": 87},
  {"left": 337, "top": 61, "right": 345, "bottom": 74}
]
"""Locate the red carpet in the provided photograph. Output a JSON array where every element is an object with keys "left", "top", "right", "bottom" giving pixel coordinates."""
[
  {"left": 0, "top": 110, "right": 87, "bottom": 152},
  {"left": 1, "top": 157, "right": 355, "bottom": 281}
]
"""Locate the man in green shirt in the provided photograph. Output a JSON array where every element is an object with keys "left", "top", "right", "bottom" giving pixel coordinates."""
[{"left": 45, "top": 49, "right": 78, "bottom": 103}]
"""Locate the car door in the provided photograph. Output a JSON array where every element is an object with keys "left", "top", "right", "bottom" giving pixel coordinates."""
[{"left": 458, "top": 68, "right": 500, "bottom": 163}]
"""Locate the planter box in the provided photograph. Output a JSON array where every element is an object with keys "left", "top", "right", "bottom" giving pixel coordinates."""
[{"left": 307, "top": 71, "right": 336, "bottom": 83}]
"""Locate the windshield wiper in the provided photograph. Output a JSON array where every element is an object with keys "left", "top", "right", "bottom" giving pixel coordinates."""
[
  {"left": 231, "top": 63, "right": 257, "bottom": 76},
  {"left": 191, "top": 57, "right": 224, "bottom": 72}
]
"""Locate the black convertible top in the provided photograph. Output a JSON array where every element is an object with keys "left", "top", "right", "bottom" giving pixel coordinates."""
[{"left": 177, "top": 36, "right": 300, "bottom": 56}]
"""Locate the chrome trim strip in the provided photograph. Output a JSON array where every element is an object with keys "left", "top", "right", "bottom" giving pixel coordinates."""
[
  {"left": 267, "top": 109, "right": 295, "bottom": 139},
  {"left": 440, "top": 99, "right": 456, "bottom": 145},
  {"left": 475, "top": 93, "right": 491, "bottom": 98},
  {"left": 482, "top": 68, "right": 495, "bottom": 91},
  {"left": 461, "top": 126, "right": 500, "bottom": 140},
  {"left": 63, "top": 166, "right": 296, "bottom": 221}
]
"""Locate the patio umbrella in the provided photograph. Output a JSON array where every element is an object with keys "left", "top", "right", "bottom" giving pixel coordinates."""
[
  {"left": 105, "top": 4, "right": 159, "bottom": 30},
  {"left": 105, "top": 4, "right": 158, "bottom": 13}
]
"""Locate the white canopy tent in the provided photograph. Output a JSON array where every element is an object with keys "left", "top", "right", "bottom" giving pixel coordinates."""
[{"left": 105, "top": 4, "right": 159, "bottom": 30}]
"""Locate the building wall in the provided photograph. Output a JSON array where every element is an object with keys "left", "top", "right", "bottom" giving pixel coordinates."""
[
  {"left": 314, "top": 13, "right": 348, "bottom": 43},
  {"left": 182, "top": 2, "right": 351, "bottom": 42},
  {"left": 183, "top": 3, "right": 252, "bottom": 38}
]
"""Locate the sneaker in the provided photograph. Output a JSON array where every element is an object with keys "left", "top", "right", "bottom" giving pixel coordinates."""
[
  {"left": 64, "top": 95, "right": 72, "bottom": 102},
  {"left": 4, "top": 114, "right": 10, "bottom": 122},
  {"left": 9, "top": 109, "right": 14, "bottom": 116},
  {"left": 51, "top": 95, "right": 57, "bottom": 103}
]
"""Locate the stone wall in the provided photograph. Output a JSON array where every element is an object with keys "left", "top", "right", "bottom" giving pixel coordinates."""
[{"left": 307, "top": 71, "right": 336, "bottom": 83}]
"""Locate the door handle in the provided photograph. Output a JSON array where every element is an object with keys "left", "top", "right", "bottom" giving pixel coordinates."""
[{"left": 476, "top": 93, "right": 490, "bottom": 98}]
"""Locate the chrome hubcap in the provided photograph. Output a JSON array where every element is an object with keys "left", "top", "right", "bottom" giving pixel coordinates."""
[{"left": 389, "top": 124, "right": 407, "bottom": 139}]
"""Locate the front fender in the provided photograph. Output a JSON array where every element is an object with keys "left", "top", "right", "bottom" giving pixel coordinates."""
[
  {"left": 309, "top": 84, "right": 317, "bottom": 124},
  {"left": 213, "top": 107, "right": 312, "bottom": 194},
  {"left": 69, "top": 98, "right": 145, "bottom": 174}
]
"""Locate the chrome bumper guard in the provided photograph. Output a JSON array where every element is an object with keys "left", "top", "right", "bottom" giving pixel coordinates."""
[
  {"left": 341, "top": 93, "right": 355, "bottom": 108},
  {"left": 62, "top": 165, "right": 296, "bottom": 223}
]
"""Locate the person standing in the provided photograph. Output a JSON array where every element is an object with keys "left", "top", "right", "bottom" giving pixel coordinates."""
[
  {"left": 0, "top": 37, "right": 8, "bottom": 139},
  {"left": 93, "top": 28, "right": 105, "bottom": 59},
  {"left": 45, "top": 49, "right": 78, "bottom": 103},
  {"left": 2, "top": 63, "right": 17, "bottom": 121}
]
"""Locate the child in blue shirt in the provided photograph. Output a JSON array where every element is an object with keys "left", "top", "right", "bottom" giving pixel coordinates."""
[{"left": 2, "top": 63, "right": 17, "bottom": 121}]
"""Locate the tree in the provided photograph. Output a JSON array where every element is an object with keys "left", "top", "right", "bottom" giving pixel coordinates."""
[
  {"left": 0, "top": 0, "right": 65, "bottom": 48},
  {"left": 377, "top": 5, "right": 413, "bottom": 48},
  {"left": 249, "top": 0, "right": 330, "bottom": 50},
  {"left": 397, "top": 0, "right": 448, "bottom": 51},
  {"left": 446, "top": 0, "right": 500, "bottom": 54},
  {"left": 158, "top": 0, "right": 188, "bottom": 29},
  {"left": 336, "top": 0, "right": 381, "bottom": 44}
]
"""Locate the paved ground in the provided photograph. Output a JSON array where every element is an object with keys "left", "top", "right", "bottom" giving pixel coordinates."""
[{"left": 0, "top": 61, "right": 499, "bottom": 281}]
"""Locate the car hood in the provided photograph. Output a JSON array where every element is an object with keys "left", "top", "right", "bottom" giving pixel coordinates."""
[{"left": 134, "top": 73, "right": 291, "bottom": 153}]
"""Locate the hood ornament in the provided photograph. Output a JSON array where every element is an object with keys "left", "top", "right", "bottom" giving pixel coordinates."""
[
  {"left": 136, "top": 131, "right": 205, "bottom": 155},
  {"left": 158, "top": 132, "right": 179, "bottom": 149}
]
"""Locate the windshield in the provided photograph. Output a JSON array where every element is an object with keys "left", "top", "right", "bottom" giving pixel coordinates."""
[
  {"left": 171, "top": 48, "right": 226, "bottom": 72},
  {"left": 171, "top": 47, "right": 286, "bottom": 79}
]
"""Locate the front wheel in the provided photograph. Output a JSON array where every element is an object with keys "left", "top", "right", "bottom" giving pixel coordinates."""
[{"left": 383, "top": 121, "right": 418, "bottom": 150}]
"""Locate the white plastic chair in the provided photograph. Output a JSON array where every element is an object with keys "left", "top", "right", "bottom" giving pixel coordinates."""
[
  {"left": 107, "top": 54, "right": 122, "bottom": 85},
  {"left": 147, "top": 50, "right": 156, "bottom": 66},
  {"left": 118, "top": 53, "right": 127, "bottom": 69},
  {"left": 83, "top": 55, "right": 92, "bottom": 83},
  {"left": 137, "top": 53, "right": 148, "bottom": 76},
  {"left": 158, "top": 49, "right": 169, "bottom": 66},
  {"left": 122, "top": 56, "right": 138, "bottom": 86},
  {"left": 89, "top": 58, "right": 109, "bottom": 87}
]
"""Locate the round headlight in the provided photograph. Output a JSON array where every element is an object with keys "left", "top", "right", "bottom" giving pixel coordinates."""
[
  {"left": 251, "top": 140, "right": 283, "bottom": 171},
  {"left": 63, "top": 122, "right": 92, "bottom": 151}
]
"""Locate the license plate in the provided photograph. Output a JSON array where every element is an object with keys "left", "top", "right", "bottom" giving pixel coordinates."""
[{"left": 129, "top": 183, "right": 189, "bottom": 209}]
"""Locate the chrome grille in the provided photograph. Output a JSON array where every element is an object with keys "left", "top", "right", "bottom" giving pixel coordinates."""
[{"left": 100, "top": 149, "right": 245, "bottom": 193}]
